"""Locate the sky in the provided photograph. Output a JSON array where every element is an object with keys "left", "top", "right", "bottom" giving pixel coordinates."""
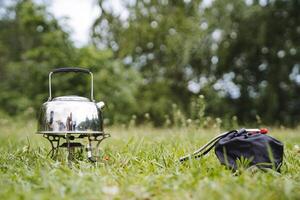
[{"left": 49, "top": 0, "right": 125, "bottom": 47}]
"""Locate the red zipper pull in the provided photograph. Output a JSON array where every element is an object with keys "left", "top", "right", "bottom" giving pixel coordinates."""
[{"left": 260, "top": 128, "right": 268, "bottom": 134}]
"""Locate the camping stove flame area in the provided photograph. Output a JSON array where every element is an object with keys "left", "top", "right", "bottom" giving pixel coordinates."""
[{"left": 36, "top": 67, "right": 110, "bottom": 163}]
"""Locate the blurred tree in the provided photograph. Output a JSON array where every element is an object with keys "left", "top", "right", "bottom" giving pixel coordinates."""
[
  {"left": 1, "top": 0, "right": 299, "bottom": 126},
  {"left": 205, "top": 0, "right": 300, "bottom": 124},
  {"left": 92, "top": 0, "right": 300, "bottom": 126},
  {"left": 77, "top": 46, "right": 143, "bottom": 123},
  {"left": 0, "top": 0, "right": 77, "bottom": 115},
  {"left": 92, "top": 0, "right": 210, "bottom": 125}
]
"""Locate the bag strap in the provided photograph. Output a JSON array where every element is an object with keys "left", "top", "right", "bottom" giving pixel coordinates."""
[{"left": 179, "top": 130, "right": 237, "bottom": 162}]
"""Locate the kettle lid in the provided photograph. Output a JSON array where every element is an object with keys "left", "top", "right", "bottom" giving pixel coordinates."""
[{"left": 52, "top": 95, "right": 90, "bottom": 102}]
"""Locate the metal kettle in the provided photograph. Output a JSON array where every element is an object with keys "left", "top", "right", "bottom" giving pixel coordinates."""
[{"left": 37, "top": 67, "right": 110, "bottom": 162}]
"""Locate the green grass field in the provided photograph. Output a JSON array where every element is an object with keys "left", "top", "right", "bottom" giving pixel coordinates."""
[{"left": 0, "top": 118, "right": 299, "bottom": 200}]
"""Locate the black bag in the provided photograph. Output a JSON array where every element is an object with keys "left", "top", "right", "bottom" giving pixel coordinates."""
[
  {"left": 180, "top": 128, "right": 284, "bottom": 172},
  {"left": 215, "top": 129, "right": 284, "bottom": 171}
]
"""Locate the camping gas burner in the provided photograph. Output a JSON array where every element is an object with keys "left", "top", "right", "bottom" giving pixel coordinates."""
[{"left": 36, "top": 67, "right": 110, "bottom": 163}]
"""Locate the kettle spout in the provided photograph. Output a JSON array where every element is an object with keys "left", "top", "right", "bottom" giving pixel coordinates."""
[{"left": 96, "top": 101, "right": 105, "bottom": 110}]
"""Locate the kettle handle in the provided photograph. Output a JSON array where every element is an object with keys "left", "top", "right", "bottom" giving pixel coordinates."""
[
  {"left": 52, "top": 67, "right": 91, "bottom": 74},
  {"left": 48, "top": 67, "right": 94, "bottom": 101}
]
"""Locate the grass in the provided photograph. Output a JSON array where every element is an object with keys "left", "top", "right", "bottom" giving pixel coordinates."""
[{"left": 0, "top": 117, "right": 299, "bottom": 200}]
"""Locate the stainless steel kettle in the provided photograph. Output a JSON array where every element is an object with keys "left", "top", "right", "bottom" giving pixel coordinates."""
[{"left": 37, "top": 67, "right": 110, "bottom": 162}]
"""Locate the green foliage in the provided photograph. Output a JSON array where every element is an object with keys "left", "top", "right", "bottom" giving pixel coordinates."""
[
  {"left": 205, "top": 0, "right": 300, "bottom": 125},
  {"left": 77, "top": 46, "right": 143, "bottom": 123},
  {"left": 190, "top": 95, "right": 206, "bottom": 127},
  {"left": 92, "top": 0, "right": 300, "bottom": 126},
  {"left": 0, "top": 0, "right": 300, "bottom": 126},
  {"left": 0, "top": 0, "right": 77, "bottom": 115}
]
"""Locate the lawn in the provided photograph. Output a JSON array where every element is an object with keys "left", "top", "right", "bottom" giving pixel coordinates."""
[{"left": 0, "top": 118, "right": 299, "bottom": 200}]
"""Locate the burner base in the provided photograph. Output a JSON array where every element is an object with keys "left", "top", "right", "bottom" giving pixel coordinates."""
[{"left": 43, "top": 133, "right": 110, "bottom": 165}]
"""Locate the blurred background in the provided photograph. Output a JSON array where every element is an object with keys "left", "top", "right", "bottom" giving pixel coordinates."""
[{"left": 0, "top": 0, "right": 299, "bottom": 127}]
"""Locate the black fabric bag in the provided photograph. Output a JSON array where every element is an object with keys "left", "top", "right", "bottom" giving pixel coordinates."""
[
  {"left": 214, "top": 129, "right": 284, "bottom": 171},
  {"left": 179, "top": 129, "right": 284, "bottom": 172}
]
